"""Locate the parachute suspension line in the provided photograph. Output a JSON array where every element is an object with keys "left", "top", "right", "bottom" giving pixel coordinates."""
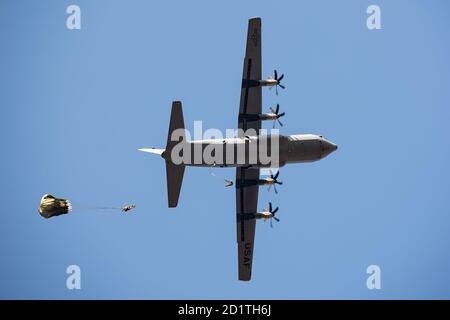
[
  {"left": 92, "top": 206, "right": 122, "bottom": 211},
  {"left": 70, "top": 203, "right": 122, "bottom": 211}
]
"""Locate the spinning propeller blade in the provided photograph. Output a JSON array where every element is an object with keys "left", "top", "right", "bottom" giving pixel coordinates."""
[
  {"left": 273, "top": 171, "right": 280, "bottom": 180},
  {"left": 269, "top": 104, "right": 286, "bottom": 128},
  {"left": 267, "top": 202, "right": 280, "bottom": 227},
  {"left": 267, "top": 170, "right": 283, "bottom": 193},
  {"left": 273, "top": 70, "right": 285, "bottom": 95}
]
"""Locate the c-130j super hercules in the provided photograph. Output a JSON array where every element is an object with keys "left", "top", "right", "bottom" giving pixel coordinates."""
[{"left": 140, "top": 17, "right": 337, "bottom": 281}]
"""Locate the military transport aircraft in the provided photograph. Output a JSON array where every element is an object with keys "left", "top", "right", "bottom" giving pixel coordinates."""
[{"left": 140, "top": 17, "right": 337, "bottom": 281}]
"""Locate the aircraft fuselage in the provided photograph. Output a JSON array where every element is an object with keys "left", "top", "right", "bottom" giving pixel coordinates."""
[{"left": 162, "top": 134, "right": 337, "bottom": 168}]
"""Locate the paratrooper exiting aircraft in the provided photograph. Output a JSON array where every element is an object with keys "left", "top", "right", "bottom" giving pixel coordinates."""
[{"left": 140, "top": 17, "right": 337, "bottom": 281}]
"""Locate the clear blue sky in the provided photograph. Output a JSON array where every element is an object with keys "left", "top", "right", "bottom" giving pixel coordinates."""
[{"left": 1, "top": 0, "right": 450, "bottom": 299}]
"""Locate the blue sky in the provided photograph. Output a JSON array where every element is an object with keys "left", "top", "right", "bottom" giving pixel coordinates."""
[{"left": 1, "top": 0, "right": 450, "bottom": 299}]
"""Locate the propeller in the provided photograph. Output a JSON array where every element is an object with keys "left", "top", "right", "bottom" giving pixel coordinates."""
[
  {"left": 267, "top": 170, "right": 283, "bottom": 194},
  {"left": 273, "top": 69, "right": 285, "bottom": 95},
  {"left": 268, "top": 202, "right": 280, "bottom": 228},
  {"left": 269, "top": 104, "right": 286, "bottom": 128}
]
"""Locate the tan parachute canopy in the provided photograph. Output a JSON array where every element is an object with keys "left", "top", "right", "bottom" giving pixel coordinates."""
[{"left": 38, "top": 194, "right": 72, "bottom": 219}]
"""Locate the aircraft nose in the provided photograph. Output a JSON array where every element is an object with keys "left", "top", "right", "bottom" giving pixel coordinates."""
[{"left": 321, "top": 139, "right": 338, "bottom": 158}]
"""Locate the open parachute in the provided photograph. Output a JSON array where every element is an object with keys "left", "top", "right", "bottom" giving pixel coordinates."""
[
  {"left": 38, "top": 194, "right": 72, "bottom": 219},
  {"left": 38, "top": 194, "right": 136, "bottom": 219}
]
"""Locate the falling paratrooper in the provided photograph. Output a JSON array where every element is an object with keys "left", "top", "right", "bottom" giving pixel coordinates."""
[{"left": 121, "top": 204, "right": 136, "bottom": 213}]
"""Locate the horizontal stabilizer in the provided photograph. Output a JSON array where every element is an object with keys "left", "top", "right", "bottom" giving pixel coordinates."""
[
  {"left": 138, "top": 148, "right": 165, "bottom": 155},
  {"left": 166, "top": 160, "right": 185, "bottom": 208},
  {"left": 166, "top": 101, "right": 186, "bottom": 151}
]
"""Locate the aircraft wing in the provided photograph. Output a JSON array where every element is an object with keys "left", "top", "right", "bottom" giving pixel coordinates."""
[
  {"left": 238, "top": 17, "right": 262, "bottom": 133},
  {"left": 235, "top": 17, "right": 262, "bottom": 281},
  {"left": 236, "top": 167, "right": 259, "bottom": 281}
]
